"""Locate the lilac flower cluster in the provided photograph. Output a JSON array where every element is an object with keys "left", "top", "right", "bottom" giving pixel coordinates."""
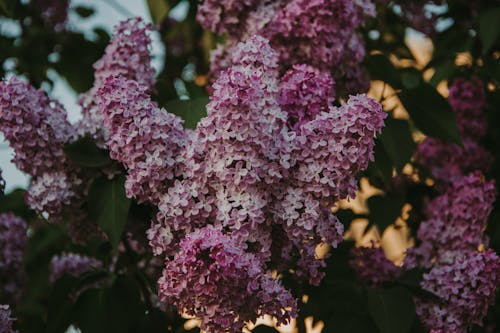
[
  {"left": 278, "top": 64, "right": 336, "bottom": 130},
  {"left": 416, "top": 77, "right": 492, "bottom": 183},
  {"left": 97, "top": 77, "right": 187, "bottom": 205},
  {"left": 349, "top": 244, "right": 401, "bottom": 286},
  {"left": 0, "top": 78, "right": 74, "bottom": 177},
  {"left": 0, "top": 305, "right": 18, "bottom": 333},
  {"left": 405, "top": 172, "right": 496, "bottom": 268},
  {"left": 0, "top": 213, "right": 27, "bottom": 304},
  {"left": 1, "top": 19, "right": 155, "bottom": 221},
  {"left": 78, "top": 18, "right": 155, "bottom": 144},
  {"left": 0, "top": 78, "right": 84, "bottom": 219},
  {"left": 98, "top": 35, "right": 385, "bottom": 332},
  {"left": 407, "top": 77, "right": 499, "bottom": 332},
  {"left": 49, "top": 253, "right": 102, "bottom": 283},
  {"left": 159, "top": 226, "right": 297, "bottom": 333},
  {"left": 448, "top": 77, "right": 488, "bottom": 140},
  {"left": 197, "top": 0, "right": 375, "bottom": 95},
  {"left": 26, "top": 171, "right": 84, "bottom": 219},
  {"left": 416, "top": 249, "right": 500, "bottom": 333},
  {"left": 416, "top": 137, "right": 493, "bottom": 183},
  {"left": 32, "top": 0, "right": 69, "bottom": 32}
]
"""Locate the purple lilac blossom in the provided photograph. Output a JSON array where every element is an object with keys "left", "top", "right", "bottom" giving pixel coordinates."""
[
  {"left": 416, "top": 137, "right": 493, "bottom": 183},
  {"left": 78, "top": 17, "right": 155, "bottom": 144},
  {"left": 32, "top": 0, "right": 69, "bottom": 32},
  {"left": 349, "top": 244, "right": 401, "bottom": 286},
  {"left": 405, "top": 172, "right": 496, "bottom": 268},
  {"left": 0, "top": 78, "right": 85, "bottom": 219},
  {"left": 97, "top": 76, "right": 188, "bottom": 205},
  {"left": 416, "top": 77, "right": 492, "bottom": 182},
  {"left": 0, "top": 213, "right": 28, "bottom": 304},
  {"left": 26, "top": 171, "right": 84, "bottom": 219},
  {"left": 278, "top": 64, "right": 336, "bottom": 130},
  {"left": 0, "top": 305, "right": 18, "bottom": 333},
  {"left": 0, "top": 78, "right": 75, "bottom": 177},
  {"left": 448, "top": 77, "right": 488, "bottom": 140},
  {"left": 416, "top": 249, "right": 500, "bottom": 333},
  {"left": 49, "top": 253, "right": 102, "bottom": 283},
  {"left": 197, "top": 0, "right": 375, "bottom": 95},
  {"left": 99, "top": 35, "right": 385, "bottom": 331},
  {"left": 158, "top": 226, "right": 297, "bottom": 333},
  {"left": 409, "top": 75, "right": 499, "bottom": 331}
]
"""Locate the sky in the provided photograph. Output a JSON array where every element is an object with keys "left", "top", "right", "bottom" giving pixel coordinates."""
[{"left": 0, "top": 0, "right": 166, "bottom": 192}]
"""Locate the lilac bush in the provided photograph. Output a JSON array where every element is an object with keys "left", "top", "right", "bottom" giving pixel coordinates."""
[{"left": 0, "top": 0, "right": 499, "bottom": 332}]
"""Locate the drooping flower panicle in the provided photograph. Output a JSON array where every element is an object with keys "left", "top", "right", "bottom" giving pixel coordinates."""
[
  {"left": 97, "top": 34, "right": 385, "bottom": 332},
  {"left": 0, "top": 78, "right": 74, "bottom": 177},
  {"left": 349, "top": 244, "right": 401, "bottom": 286},
  {"left": 0, "top": 305, "right": 18, "bottom": 333},
  {"left": 97, "top": 76, "right": 188, "bottom": 205},
  {"left": 49, "top": 253, "right": 102, "bottom": 283},
  {"left": 416, "top": 249, "right": 500, "bottom": 333},
  {"left": 78, "top": 17, "right": 155, "bottom": 144},
  {"left": 0, "top": 213, "right": 28, "bottom": 304},
  {"left": 158, "top": 226, "right": 297, "bottom": 333}
]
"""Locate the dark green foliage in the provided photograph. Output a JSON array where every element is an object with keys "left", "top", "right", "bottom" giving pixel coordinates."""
[
  {"left": 367, "top": 287, "right": 416, "bottom": 333},
  {"left": 378, "top": 117, "right": 416, "bottom": 173},
  {"left": 87, "top": 175, "right": 131, "bottom": 250},
  {"left": 165, "top": 97, "right": 209, "bottom": 128},
  {"left": 64, "top": 137, "right": 112, "bottom": 168},
  {"left": 398, "top": 83, "right": 461, "bottom": 145},
  {"left": 367, "top": 193, "right": 405, "bottom": 232}
]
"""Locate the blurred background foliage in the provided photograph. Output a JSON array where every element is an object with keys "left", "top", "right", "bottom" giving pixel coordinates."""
[{"left": 0, "top": 0, "right": 500, "bottom": 332}]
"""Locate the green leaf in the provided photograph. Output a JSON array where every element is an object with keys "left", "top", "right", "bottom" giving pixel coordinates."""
[
  {"left": 74, "top": 6, "right": 95, "bottom": 18},
  {"left": 367, "top": 287, "right": 416, "bottom": 333},
  {"left": 74, "top": 276, "right": 144, "bottom": 333},
  {"left": 0, "top": 188, "right": 34, "bottom": 219},
  {"left": 368, "top": 193, "right": 405, "bottom": 231},
  {"left": 372, "top": 139, "right": 394, "bottom": 182},
  {"left": 378, "top": 117, "right": 416, "bottom": 172},
  {"left": 0, "top": 0, "right": 21, "bottom": 17},
  {"left": 479, "top": 8, "right": 500, "bottom": 53},
  {"left": 57, "top": 32, "right": 108, "bottom": 93},
  {"left": 73, "top": 288, "right": 107, "bottom": 333},
  {"left": 365, "top": 54, "right": 402, "bottom": 89},
  {"left": 87, "top": 175, "right": 131, "bottom": 250},
  {"left": 147, "top": 0, "right": 170, "bottom": 24},
  {"left": 165, "top": 97, "right": 209, "bottom": 129},
  {"left": 398, "top": 83, "right": 461, "bottom": 145},
  {"left": 429, "top": 61, "right": 456, "bottom": 87},
  {"left": 400, "top": 68, "right": 422, "bottom": 90},
  {"left": 395, "top": 268, "right": 426, "bottom": 296},
  {"left": 64, "top": 137, "right": 112, "bottom": 168},
  {"left": 46, "top": 276, "right": 79, "bottom": 333}
]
